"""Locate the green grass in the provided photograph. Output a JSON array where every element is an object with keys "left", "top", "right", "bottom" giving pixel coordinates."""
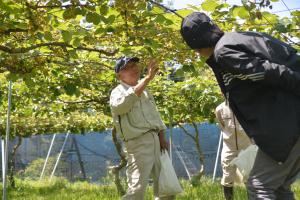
[
  {"left": 2, "top": 178, "right": 119, "bottom": 200},
  {"left": 0, "top": 177, "right": 299, "bottom": 200}
]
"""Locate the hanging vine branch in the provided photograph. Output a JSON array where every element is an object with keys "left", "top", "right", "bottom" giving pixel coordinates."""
[
  {"left": 0, "top": 43, "right": 118, "bottom": 56},
  {"left": 148, "top": 0, "right": 184, "bottom": 19}
]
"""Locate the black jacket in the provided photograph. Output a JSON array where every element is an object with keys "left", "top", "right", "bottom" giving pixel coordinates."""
[{"left": 206, "top": 31, "right": 300, "bottom": 162}]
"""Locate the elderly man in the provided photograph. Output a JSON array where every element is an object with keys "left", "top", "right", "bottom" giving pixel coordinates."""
[
  {"left": 110, "top": 56, "right": 174, "bottom": 200},
  {"left": 180, "top": 12, "right": 300, "bottom": 200}
]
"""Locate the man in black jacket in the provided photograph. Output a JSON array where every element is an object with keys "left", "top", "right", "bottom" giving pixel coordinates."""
[{"left": 180, "top": 12, "right": 300, "bottom": 200}]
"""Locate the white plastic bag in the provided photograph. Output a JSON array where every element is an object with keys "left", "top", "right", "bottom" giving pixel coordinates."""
[
  {"left": 230, "top": 144, "right": 258, "bottom": 181},
  {"left": 159, "top": 151, "right": 183, "bottom": 197}
]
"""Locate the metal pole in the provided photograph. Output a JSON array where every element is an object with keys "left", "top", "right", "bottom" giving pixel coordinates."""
[
  {"left": 168, "top": 113, "right": 173, "bottom": 163},
  {"left": 50, "top": 132, "right": 70, "bottom": 180},
  {"left": 3, "top": 81, "right": 12, "bottom": 200},
  {"left": 1, "top": 139, "right": 5, "bottom": 182},
  {"left": 40, "top": 134, "right": 56, "bottom": 180},
  {"left": 174, "top": 145, "right": 192, "bottom": 180},
  {"left": 213, "top": 132, "right": 223, "bottom": 182}
]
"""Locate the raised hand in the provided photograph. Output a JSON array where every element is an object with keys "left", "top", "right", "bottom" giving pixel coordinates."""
[{"left": 146, "top": 59, "right": 159, "bottom": 80}]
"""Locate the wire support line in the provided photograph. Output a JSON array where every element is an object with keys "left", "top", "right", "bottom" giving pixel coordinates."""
[
  {"left": 272, "top": 7, "right": 300, "bottom": 13},
  {"left": 280, "top": 0, "right": 292, "bottom": 14}
]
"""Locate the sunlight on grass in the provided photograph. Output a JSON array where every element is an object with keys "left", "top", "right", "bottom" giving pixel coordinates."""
[{"left": 0, "top": 177, "right": 299, "bottom": 200}]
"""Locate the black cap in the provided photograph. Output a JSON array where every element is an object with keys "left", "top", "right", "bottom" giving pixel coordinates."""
[
  {"left": 114, "top": 56, "right": 140, "bottom": 73},
  {"left": 181, "top": 12, "right": 221, "bottom": 49}
]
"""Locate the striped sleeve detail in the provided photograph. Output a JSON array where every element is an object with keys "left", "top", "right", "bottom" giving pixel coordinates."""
[{"left": 222, "top": 72, "right": 265, "bottom": 86}]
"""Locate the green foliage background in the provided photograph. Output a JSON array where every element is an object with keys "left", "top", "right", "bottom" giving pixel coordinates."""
[{"left": 0, "top": 0, "right": 299, "bottom": 137}]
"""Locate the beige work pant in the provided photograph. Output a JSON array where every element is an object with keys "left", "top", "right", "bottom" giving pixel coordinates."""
[
  {"left": 122, "top": 131, "right": 175, "bottom": 200},
  {"left": 221, "top": 130, "right": 252, "bottom": 187}
]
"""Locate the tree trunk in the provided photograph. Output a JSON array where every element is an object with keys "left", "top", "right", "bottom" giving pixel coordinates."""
[
  {"left": 72, "top": 137, "right": 87, "bottom": 180},
  {"left": 178, "top": 123, "right": 205, "bottom": 185},
  {"left": 110, "top": 127, "right": 127, "bottom": 196},
  {"left": 9, "top": 136, "right": 22, "bottom": 188},
  {"left": 192, "top": 122, "right": 205, "bottom": 178}
]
